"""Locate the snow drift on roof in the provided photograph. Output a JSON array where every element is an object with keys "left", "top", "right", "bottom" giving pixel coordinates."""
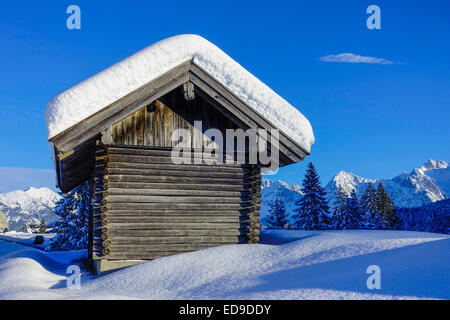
[{"left": 45, "top": 34, "right": 315, "bottom": 152}]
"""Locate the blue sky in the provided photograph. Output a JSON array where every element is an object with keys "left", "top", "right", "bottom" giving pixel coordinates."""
[{"left": 0, "top": 0, "right": 449, "bottom": 189}]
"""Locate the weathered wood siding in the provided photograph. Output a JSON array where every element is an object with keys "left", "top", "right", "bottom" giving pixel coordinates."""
[
  {"left": 101, "top": 90, "right": 239, "bottom": 149},
  {"left": 92, "top": 145, "right": 261, "bottom": 261}
]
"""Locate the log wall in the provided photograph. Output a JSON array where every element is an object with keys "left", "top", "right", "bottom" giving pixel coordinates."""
[{"left": 91, "top": 145, "right": 261, "bottom": 261}]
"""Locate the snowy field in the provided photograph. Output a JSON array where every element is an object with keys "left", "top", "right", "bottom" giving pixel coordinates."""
[
  {"left": 0, "top": 231, "right": 55, "bottom": 249},
  {"left": 0, "top": 230, "right": 449, "bottom": 300}
]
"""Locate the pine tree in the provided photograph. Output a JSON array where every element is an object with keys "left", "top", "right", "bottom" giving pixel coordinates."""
[
  {"left": 376, "top": 183, "right": 401, "bottom": 230},
  {"left": 47, "top": 181, "right": 90, "bottom": 251},
  {"left": 331, "top": 185, "right": 348, "bottom": 230},
  {"left": 344, "top": 189, "right": 364, "bottom": 229},
  {"left": 38, "top": 218, "right": 47, "bottom": 234},
  {"left": 265, "top": 198, "right": 288, "bottom": 229},
  {"left": 360, "top": 183, "right": 380, "bottom": 229},
  {"left": 376, "top": 183, "right": 388, "bottom": 229},
  {"left": 292, "top": 162, "right": 330, "bottom": 230}
]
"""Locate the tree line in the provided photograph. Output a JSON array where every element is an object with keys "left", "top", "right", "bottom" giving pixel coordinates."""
[
  {"left": 265, "top": 162, "right": 401, "bottom": 231},
  {"left": 397, "top": 199, "right": 450, "bottom": 234}
]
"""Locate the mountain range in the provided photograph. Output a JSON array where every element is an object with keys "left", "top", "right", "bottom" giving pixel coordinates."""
[
  {"left": 261, "top": 159, "right": 449, "bottom": 220},
  {"left": 0, "top": 187, "right": 60, "bottom": 230}
]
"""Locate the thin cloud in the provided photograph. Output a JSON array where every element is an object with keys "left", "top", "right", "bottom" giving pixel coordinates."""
[{"left": 319, "top": 53, "right": 394, "bottom": 65}]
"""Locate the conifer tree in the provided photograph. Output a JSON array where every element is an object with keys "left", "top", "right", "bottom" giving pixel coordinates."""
[
  {"left": 345, "top": 189, "right": 364, "bottom": 229},
  {"left": 292, "top": 162, "right": 330, "bottom": 230},
  {"left": 376, "top": 183, "right": 401, "bottom": 230},
  {"left": 265, "top": 198, "right": 288, "bottom": 229},
  {"left": 47, "top": 181, "right": 90, "bottom": 251},
  {"left": 360, "top": 183, "right": 380, "bottom": 229},
  {"left": 331, "top": 185, "right": 348, "bottom": 230}
]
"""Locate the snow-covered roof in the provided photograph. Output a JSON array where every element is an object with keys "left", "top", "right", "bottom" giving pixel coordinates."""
[{"left": 45, "top": 34, "right": 314, "bottom": 152}]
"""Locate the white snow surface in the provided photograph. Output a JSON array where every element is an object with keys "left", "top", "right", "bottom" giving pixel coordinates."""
[
  {"left": 45, "top": 34, "right": 314, "bottom": 152},
  {"left": 1, "top": 230, "right": 449, "bottom": 300},
  {"left": 0, "top": 232, "right": 55, "bottom": 249}
]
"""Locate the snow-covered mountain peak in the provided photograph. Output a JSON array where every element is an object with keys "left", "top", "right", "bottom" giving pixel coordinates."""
[
  {"left": 261, "top": 178, "right": 302, "bottom": 194},
  {"left": 0, "top": 187, "right": 59, "bottom": 211},
  {"left": 0, "top": 187, "right": 60, "bottom": 230},
  {"left": 329, "top": 171, "right": 376, "bottom": 197},
  {"left": 418, "top": 159, "right": 448, "bottom": 172}
]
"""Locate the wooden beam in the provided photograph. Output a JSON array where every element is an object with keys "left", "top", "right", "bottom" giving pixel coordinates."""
[{"left": 183, "top": 82, "right": 195, "bottom": 101}]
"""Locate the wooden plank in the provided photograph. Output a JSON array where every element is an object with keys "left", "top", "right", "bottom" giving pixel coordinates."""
[
  {"left": 106, "top": 188, "right": 249, "bottom": 197},
  {"left": 183, "top": 82, "right": 195, "bottom": 101},
  {"left": 106, "top": 181, "right": 253, "bottom": 191},
  {"left": 103, "top": 216, "right": 243, "bottom": 224},
  {"left": 105, "top": 229, "right": 242, "bottom": 237},
  {"left": 98, "top": 235, "right": 240, "bottom": 244},
  {"left": 101, "top": 222, "right": 241, "bottom": 230},
  {"left": 104, "top": 168, "right": 245, "bottom": 179},
  {"left": 107, "top": 145, "right": 250, "bottom": 160},
  {"left": 102, "top": 209, "right": 254, "bottom": 216},
  {"left": 104, "top": 203, "right": 250, "bottom": 210},
  {"left": 108, "top": 153, "right": 244, "bottom": 166},
  {"left": 105, "top": 175, "right": 250, "bottom": 185},
  {"left": 106, "top": 161, "right": 249, "bottom": 173},
  {"left": 105, "top": 195, "right": 250, "bottom": 204}
]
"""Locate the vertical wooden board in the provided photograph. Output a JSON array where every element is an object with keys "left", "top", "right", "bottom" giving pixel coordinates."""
[
  {"left": 153, "top": 103, "right": 160, "bottom": 146},
  {"left": 182, "top": 99, "right": 191, "bottom": 148},
  {"left": 111, "top": 123, "right": 118, "bottom": 145},
  {"left": 171, "top": 95, "right": 179, "bottom": 148},
  {"left": 122, "top": 116, "right": 129, "bottom": 145},
  {"left": 182, "top": 99, "right": 192, "bottom": 149},
  {"left": 118, "top": 120, "right": 125, "bottom": 145},
  {"left": 136, "top": 108, "right": 145, "bottom": 146},
  {"left": 145, "top": 105, "right": 154, "bottom": 146},
  {"left": 163, "top": 104, "right": 173, "bottom": 147},
  {"left": 159, "top": 102, "right": 165, "bottom": 147},
  {"left": 131, "top": 113, "right": 137, "bottom": 145},
  {"left": 201, "top": 98, "right": 210, "bottom": 149},
  {"left": 193, "top": 99, "right": 203, "bottom": 149}
]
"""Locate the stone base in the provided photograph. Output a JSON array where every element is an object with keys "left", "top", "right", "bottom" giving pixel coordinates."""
[{"left": 93, "top": 259, "right": 145, "bottom": 275}]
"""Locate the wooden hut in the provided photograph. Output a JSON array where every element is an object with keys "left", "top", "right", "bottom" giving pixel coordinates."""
[{"left": 46, "top": 35, "right": 313, "bottom": 274}]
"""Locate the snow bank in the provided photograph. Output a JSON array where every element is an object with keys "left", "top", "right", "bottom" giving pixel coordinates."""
[
  {"left": 1, "top": 231, "right": 449, "bottom": 300},
  {"left": 45, "top": 34, "right": 314, "bottom": 152},
  {"left": 0, "top": 241, "right": 87, "bottom": 299}
]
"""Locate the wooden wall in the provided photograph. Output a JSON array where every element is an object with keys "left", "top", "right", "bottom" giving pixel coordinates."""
[
  {"left": 91, "top": 145, "right": 261, "bottom": 261},
  {"left": 101, "top": 90, "right": 240, "bottom": 150}
]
